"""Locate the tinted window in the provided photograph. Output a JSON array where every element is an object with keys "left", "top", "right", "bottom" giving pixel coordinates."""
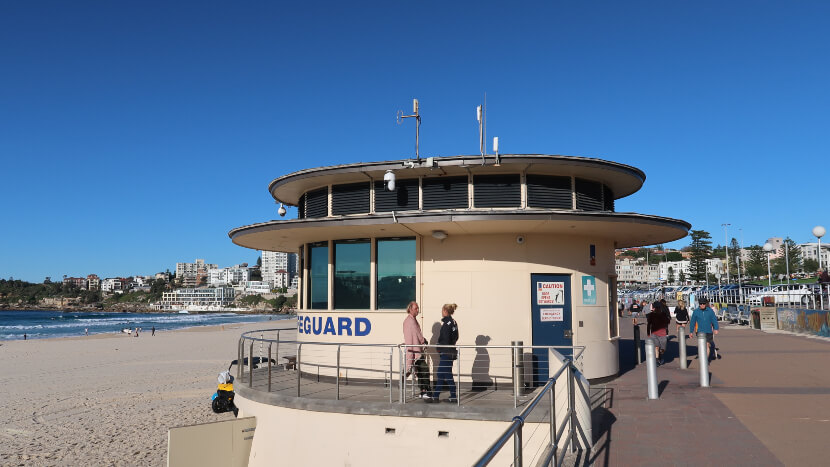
[
  {"left": 309, "top": 243, "right": 328, "bottom": 309},
  {"left": 334, "top": 240, "right": 370, "bottom": 309},
  {"left": 377, "top": 238, "right": 416, "bottom": 309}
]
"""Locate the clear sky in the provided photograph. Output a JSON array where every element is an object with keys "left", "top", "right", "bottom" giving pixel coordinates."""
[{"left": 2, "top": 1, "right": 828, "bottom": 282}]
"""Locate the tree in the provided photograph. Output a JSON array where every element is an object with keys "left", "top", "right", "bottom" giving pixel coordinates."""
[
  {"left": 257, "top": 256, "right": 262, "bottom": 268},
  {"left": 667, "top": 266, "right": 675, "bottom": 284},
  {"left": 745, "top": 246, "right": 767, "bottom": 279},
  {"left": 803, "top": 258, "right": 819, "bottom": 274},
  {"left": 728, "top": 238, "right": 741, "bottom": 277},
  {"left": 689, "top": 230, "right": 713, "bottom": 282},
  {"left": 771, "top": 237, "right": 801, "bottom": 275},
  {"left": 666, "top": 252, "right": 683, "bottom": 261},
  {"left": 679, "top": 271, "right": 686, "bottom": 283}
]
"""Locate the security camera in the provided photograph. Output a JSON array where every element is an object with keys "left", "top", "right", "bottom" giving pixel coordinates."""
[
  {"left": 516, "top": 235, "right": 525, "bottom": 244},
  {"left": 383, "top": 170, "right": 396, "bottom": 191},
  {"left": 278, "top": 203, "right": 287, "bottom": 217}
]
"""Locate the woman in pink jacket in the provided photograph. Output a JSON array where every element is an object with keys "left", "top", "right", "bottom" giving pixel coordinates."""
[{"left": 403, "top": 301, "right": 432, "bottom": 400}]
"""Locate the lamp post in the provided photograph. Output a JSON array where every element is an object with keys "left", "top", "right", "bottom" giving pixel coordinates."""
[
  {"left": 736, "top": 255, "right": 743, "bottom": 304},
  {"left": 715, "top": 272, "right": 722, "bottom": 306},
  {"left": 814, "top": 226, "right": 826, "bottom": 271},
  {"left": 763, "top": 242, "right": 774, "bottom": 287},
  {"left": 722, "top": 223, "right": 731, "bottom": 284}
]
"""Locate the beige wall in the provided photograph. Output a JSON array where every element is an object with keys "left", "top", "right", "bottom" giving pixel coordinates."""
[{"left": 297, "top": 232, "right": 619, "bottom": 379}]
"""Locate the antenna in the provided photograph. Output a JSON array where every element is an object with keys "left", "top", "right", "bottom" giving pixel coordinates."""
[
  {"left": 397, "top": 98, "right": 421, "bottom": 162},
  {"left": 478, "top": 94, "right": 488, "bottom": 165}
]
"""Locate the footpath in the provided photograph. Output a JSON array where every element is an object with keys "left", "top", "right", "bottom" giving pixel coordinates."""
[{"left": 588, "top": 317, "right": 830, "bottom": 466}]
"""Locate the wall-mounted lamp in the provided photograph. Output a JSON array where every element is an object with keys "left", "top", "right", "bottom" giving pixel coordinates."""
[
  {"left": 384, "top": 170, "right": 396, "bottom": 191},
  {"left": 431, "top": 230, "right": 448, "bottom": 241},
  {"left": 277, "top": 203, "right": 287, "bottom": 217}
]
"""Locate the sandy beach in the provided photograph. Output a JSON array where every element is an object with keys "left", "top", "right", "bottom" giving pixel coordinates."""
[{"left": 0, "top": 321, "right": 295, "bottom": 466}]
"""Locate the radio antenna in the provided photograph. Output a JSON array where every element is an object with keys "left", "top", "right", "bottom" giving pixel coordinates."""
[{"left": 397, "top": 99, "right": 421, "bottom": 162}]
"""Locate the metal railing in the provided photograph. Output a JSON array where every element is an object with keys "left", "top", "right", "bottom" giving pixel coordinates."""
[
  {"left": 473, "top": 348, "right": 588, "bottom": 467},
  {"left": 235, "top": 328, "right": 585, "bottom": 412},
  {"left": 620, "top": 285, "right": 830, "bottom": 313}
]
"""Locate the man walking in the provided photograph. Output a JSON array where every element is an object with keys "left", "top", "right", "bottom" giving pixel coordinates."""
[{"left": 689, "top": 297, "right": 719, "bottom": 360}]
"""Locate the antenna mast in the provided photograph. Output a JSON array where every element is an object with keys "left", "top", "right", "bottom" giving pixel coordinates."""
[
  {"left": 478, "top": 94, "right": 488, "bottom": 165},
  {"left": 397, "top": 99, "right": 421, "bottom": 162}
]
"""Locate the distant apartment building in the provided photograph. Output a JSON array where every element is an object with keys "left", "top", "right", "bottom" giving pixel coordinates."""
[
  {"left": 208, "top": 265, "right": 251, "bottom": 286},
  {"left": 261, "top": 251, "right": 297, "bottom": 288},
  {"left": 615, "top": 258, "right": 659, "bottom": 284},
  {"left": 63, "top": 276, "right": 88, "bottom": 289},
  {"left": 155, "top": 287, "right": 235, "bottom": 309},
  {"left": 764, "top": 237, "right": 784, "bottom": 259},
  {"left": 243, "top": 281, "right": 272, "bottom": 295},
  {"left": 86, "top": 274, "right": 100, "bottom": 291},
  {"left": 100, "top": 278, "right": 123, "bottom": 293},
  {"left": 176, "top": 259, "right": 218, "bottom": 288},
  {"left": 800, "top": 242, "right": 830, "bottom": 268},
  {"left": 658, "top": 261, "right": 690, "bottom": 283}
]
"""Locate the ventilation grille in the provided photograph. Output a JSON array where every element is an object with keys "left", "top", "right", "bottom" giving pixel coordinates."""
[
  {"left": 305, "top": 188, "right": 328, "bottom": 218},
  {"left": 603, "top": 185, "right": 615, "bottom": 212},
  {"left": 527, "top": 175, "right": 572, "bottom": 209},
  {"left": 298, "top": 194, "right": 306, "bottom": 219},
  {"left": 332, "top": 182, "right": 370, "bottom": 215},
  {"left": 575, "top": 179, "right": 603, "bottom": 211},
  {"left": 422, "top": 176, "right": 468, "bottom": 210},
  {"left": 473, "top": 175, "right": 521, "bottom": 208},
  {"left": 375, "top": 179, "right": 419, "bottom": 212}
]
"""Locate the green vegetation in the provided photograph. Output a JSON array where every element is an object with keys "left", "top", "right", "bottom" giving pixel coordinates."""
[
  {"left": 688, "top": 230, "right": 713, "bottom": 282},
  {"left": 239, "top": 293, "right": 297, "bottom": 312},
  {"left": 0, "top": 279, "right": 100, "bottom": 305}
]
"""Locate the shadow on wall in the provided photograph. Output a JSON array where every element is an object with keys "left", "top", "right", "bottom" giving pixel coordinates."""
[{"left": 471, "top": 335, "right": 492, "bottom": 391}]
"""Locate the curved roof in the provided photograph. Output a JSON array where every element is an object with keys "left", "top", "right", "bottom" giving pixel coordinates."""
[
  {"left": 229, "top": 210, "right": 689, "bottom": 252},
  {"left": 268, "top": 154, "right": 646, "bottom": 206}
]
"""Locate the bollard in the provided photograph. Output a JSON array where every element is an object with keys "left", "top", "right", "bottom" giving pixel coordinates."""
[
  {"left": 678, "top": 325, "right": 687, "bottom": 370},
  {"left": 512, "top": 341, "right": 525, "bottom": 399},
  {"left": 633, "top": 324, "right": 642, "bottom": 365},
  {"left": 645, "top": 338, "right": 659, "bottom": 399},
  {"left": 698, "top": 334, "right": 710, "bottom": 387}
]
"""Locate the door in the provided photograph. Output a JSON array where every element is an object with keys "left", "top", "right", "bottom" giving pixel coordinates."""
[{"left": 530, "top": 273, "right": 573, "bottom": 386}]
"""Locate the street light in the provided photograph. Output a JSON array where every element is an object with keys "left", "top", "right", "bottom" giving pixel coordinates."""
[
  {"left": 814, "top": 226, "right": 826, "bottom": 271},
  {"left": 763, "top": 242, "right": 774, "bottom": 287},
  {"left": 715, "top": 272, "right": 722, "bottom": 306}
]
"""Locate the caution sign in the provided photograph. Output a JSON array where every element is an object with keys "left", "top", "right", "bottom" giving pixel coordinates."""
[
  {"left": 540, "top": 308, "right": 564, "bottom": 322},
  {"left": 537, "top": 281, "right": 565, "bottom": 305}
]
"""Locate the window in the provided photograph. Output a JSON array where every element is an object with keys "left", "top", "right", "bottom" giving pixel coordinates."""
[
  {"left": 377, "top": 238, "right": 416, "bottom": 309},
  {"left": 308, "top": 243, "right": 328, "bottom": 309},
  {"left": 334, "top": 240, "right": 370, "bottom": 309},
  {"left": 305, "top": 188, "right": 328, "bottom": 218}
]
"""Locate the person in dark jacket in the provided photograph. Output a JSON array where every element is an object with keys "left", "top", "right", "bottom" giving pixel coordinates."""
[
  {"left": 647, "top": 301, "right": 670, "bottom": 365},
  {"left": 674, "top": 300, "right": 690, "bottom": 337},
  {"left": 428, "top": 303, "right": 459, "bottom": 403}
]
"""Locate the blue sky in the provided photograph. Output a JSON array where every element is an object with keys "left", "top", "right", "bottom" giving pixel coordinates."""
[{"left": 1, "top": 1, "right": 828, "bottom": 282}]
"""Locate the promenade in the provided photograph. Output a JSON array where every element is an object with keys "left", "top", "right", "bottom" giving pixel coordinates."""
[{"left": 590, "top": 317, "right": 830, "bottom": 466}]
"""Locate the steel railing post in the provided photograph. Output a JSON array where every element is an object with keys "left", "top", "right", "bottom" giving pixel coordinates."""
[
  {"left": 679, "top": 325, "right": 687, "bottom": 369},
  {"left": 456, "top": 346, "right": 461, "bottom": 406},
  {"left": 568, "top": 363, "right": 576, "bottom": 453},
  {"left": 297, "top": 343, "right": 303, "bottom": 397},
  {"left": 633, "top": 324, "right": 641, "bottom": 365},
  {"left": 336, "top": 345, "right": 341, "bottom": 401},
  {"left": 698, "top": 334, "right": 710, "bottom": 387},
  {"left": 389, "top": 346, "right": 394, "bottom": 403},
  {"left": 549, "top": 380, "right": 556, "bottom": 463},
  {"left": 399, "top": 346, "right": 405, "bottom": 404},
  {"left": 645, "top": 338, "right": 658, "bottom": 399},
  {"left": 512, "top": 341, "right": 524, "bottom": 407},
  {"left": 275, "top": 330, "right": 280, "bottom": 366},
  {"left": 513, "top": 422, "right": 523, "bottom": 467},
  {"left": 237, "top": 338, "right": 243, "bottom": 381},
  {"left": 249, "top": 341, "right": 254, "bottom": 387},
  {"left": 268, "top": 343, "right": 272, "bottom": 392}
]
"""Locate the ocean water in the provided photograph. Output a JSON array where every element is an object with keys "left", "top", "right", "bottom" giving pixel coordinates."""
[{"left": 0, "top": 310, "right": 288, "bottom": 341}]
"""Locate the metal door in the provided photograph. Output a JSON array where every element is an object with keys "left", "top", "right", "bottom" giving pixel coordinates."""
[{"left": 530, "top": 273, "right": 573, "bottom": 386}]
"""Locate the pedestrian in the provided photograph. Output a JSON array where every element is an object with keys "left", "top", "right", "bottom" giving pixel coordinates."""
[
  {"left": 24, "top": 334, "right": 27, "bottom": 340},
  {"left": 134, "top": 327, "right": 139, "bottom": 337},
  {"left": 647, "top": 301, "right": 670, "bottom": 365},
  {"left": 629, "top": 300, "right": 642, "bottom": 318},
  {"left": 659, "top": 299, "right": 672, "bottom": 335},
  {"left": 689, "top": 297, "right": 719, "bottom": 360},
  {"left": 151, "top": 326, "right": 155, "bottom": 336},
  {"left": 674, "top": 300, "right": 690, "bottom": 336},
  {"left": 403, "top": 301, "right": 432, "bottom": 400},
  {"left": 429, "top": 303, "right": 459, "bottom": 403},
  {"left": 85, "top": 328, "right": 89, "bottom": 336}
]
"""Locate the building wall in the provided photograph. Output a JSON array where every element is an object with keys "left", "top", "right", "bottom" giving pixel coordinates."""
[{"left": 296, "top": 233, "right": 619, "bottom": 380}]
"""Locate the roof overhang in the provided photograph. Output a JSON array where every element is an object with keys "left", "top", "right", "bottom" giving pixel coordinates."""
[
  {"left": 268, "top": 154, "right": 646, "bottom": 206},
  {"left": 229, "top": 211, "right": 689, "bottom": 252}
]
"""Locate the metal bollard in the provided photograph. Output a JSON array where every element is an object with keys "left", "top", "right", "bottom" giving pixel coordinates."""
[
  {"left": 512, "top": 341, "right": 524, "bottom": 399},
  {"left": 679, "top": 325, "right": 687, "bottom": 369},
  {"left": 698, "top": 334, "right": 710, "bottom": 387},
  {"left": 645, "top": 338, "right": 659, "bottom": 399},
  {"left": 633, "top": 324, "right": 642, "bottom": 365}
]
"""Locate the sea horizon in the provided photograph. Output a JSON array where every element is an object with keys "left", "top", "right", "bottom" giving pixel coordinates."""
[{"left": 0, "top": 309, "right": 290, "bottom": 341}]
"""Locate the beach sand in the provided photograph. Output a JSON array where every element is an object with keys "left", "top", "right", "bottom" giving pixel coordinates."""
[{"left": 0, "top": 321, "right": 295, "bottom": 466}]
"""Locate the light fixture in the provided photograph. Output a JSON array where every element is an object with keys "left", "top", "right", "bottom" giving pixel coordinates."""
[
  {"left": 277, "top": 203, "right": 287, "bottom": 217},
  {"left": 384, "top": 170, "right": 396, "bottom": 191},
  {"left": 431, "top": 230, "right": 448, "bottom": 240}
]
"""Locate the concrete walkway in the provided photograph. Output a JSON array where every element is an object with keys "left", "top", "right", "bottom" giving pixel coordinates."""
[{"left": 589, "top": 317, "right": 830, "bottom": 466}]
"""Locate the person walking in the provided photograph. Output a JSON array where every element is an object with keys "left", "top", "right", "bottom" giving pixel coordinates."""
[
  {"left": 629, "top": 300, "right": 642, "bottom": 318},
  {"left": 403, "top": 301, "right": 432, "bottom": 400},
  {"left": 429, "top": 303, "right": 459, "bottom": 403},
  {"left": 674, "top": 300, "right": 690, "bottom": 336},
  {"left": 151, "top": 326, "right": 155, "bottom": 336},
  {"left": 647, "top": 301, "right": 670, "bottom": 365},
  {"left": 689, "top": 297, "right": 719, "bottom": 360}
]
